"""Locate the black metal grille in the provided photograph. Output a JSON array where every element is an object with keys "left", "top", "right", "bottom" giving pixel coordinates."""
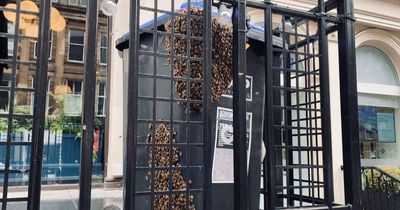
[
  {"left": 266, "top": 13, "right": 330, "bottom": 208},
  {"left": 0, "top": 0, "right": 51, "bottom": 209},
  {"left": 258, "top": 0, "right": 352, "bottom": 209},
  {"left": 125, "top": 1, "right": 212, "bottom": 210},
  {"left": 124, "top": 0, "right": 361, "bottom": 210}
]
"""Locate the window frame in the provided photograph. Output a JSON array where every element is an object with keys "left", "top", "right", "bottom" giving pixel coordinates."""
[
  {"left": 358, "top": 105, "right": 397, "bottom": 143},
  {"left": 7, "top": 23, "right": 15, "bottom": 57},
  {"left": 68, "top": 0, "right": 87, "bottom": 7},
  {"left": 0, "top": 76, "right": 11, "bottom": 113},
  {"left": 67, "top": 29, "right": 85, "bottom": 63},
  {"left": 96, "top": 81, "right": 106, "bottom": 116},
  {"left": 64, "top": 80, "right": 83, "bottom": 116},
  {"left": 33, "top": 31, "right": 54, "bottom": 60},
  {"left": 99, "top": 34, "right": 108, "bottom": 66}
]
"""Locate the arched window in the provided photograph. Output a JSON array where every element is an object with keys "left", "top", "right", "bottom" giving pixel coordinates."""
[
  {"left": 357, "top": 46, "right": 400, "bottom": 165},
  {"left": 357, "top": 46, "right": 398, "bottom": 86}
]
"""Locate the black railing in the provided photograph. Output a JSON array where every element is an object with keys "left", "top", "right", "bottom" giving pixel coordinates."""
[{"left": 361, "top": 166, "right": 400, "bottom": 210}]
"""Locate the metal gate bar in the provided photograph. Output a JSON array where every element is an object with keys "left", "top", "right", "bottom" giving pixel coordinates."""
[
  {"left": 317, "top": 0, "right": 334, "bottom": 207},
  {"left": 263, "top": 3, "right": 275, "bottom": 210},
  {"left": 125, "top": 0, "right": 139, "bottom": 208},
  {"left": 27, "top": 0, "right": 52, "bottom": 209},
  {"left": 78, "top": 0, "right": 99, "bottom": 209},
  {"left": 232, "top": 0, "right": 248, "bottom": 209}
]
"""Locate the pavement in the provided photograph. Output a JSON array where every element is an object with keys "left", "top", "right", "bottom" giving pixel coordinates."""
[{"left": 3, "top": 186, "right": 123, "bottom": 210}]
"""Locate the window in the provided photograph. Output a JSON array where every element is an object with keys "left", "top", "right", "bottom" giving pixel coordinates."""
[
  {"left": 357, "top": 46, "right": 398, "bottom": 86},
  {"left": 359, "top": 106, "right": 396, "bottom": 143},
  {"left": 0, "top": 77, "right": 10, "bottom": 113},
  {"left": 68, "top": 0, "right": 87, "bottom": 7},
  {"left": 7, "top": 23, "right": 14, "bottom": 56},
  {"left": 68, "top": 29, "right": 85, "bottom": 62},
  {"left": 100, "top": 34, "right": 108, "bottom": 65},
  {"left": 33, "top": 31, "right": 53, "bottom": 59},
  {"left": 357, "top": 46, "right": 400, "bottom": 161},
  {"left": 97, "top": 82, "right": 106, "bottom": 116},
  {"left": 64, "top": 80, "right": 82, "bottom": 115}
]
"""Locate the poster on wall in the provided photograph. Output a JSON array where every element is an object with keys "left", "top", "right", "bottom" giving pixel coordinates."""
[{"left": 212, "top": 107, "right": 252, "bottom": 183}]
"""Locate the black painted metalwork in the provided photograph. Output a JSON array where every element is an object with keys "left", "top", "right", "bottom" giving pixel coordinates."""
[
  {"left": 124, "top": 0, "right": 139, "bottom": 209},
  {"left": 263, "top": 3, "right": 275, "bottom": 210},
  {"left": 0, "top": 0, "right": 50, "bottom": 209},
  {"left": 361, "top": 166, "right": 400, "bottom": 210},
  {"left": 123, "top": 0, "right": 214, "bottom": 210},
  {"left": 318, "top": 0, "right": 334, "bottom": 207},
  {"left": 232, "top": 0, "right": 248, "bottom": 209},
  {"left": 243, "top": 0, "right": 359, "bottom": 209},
  {"left": 27, "top": 0, "right": 52, "bottom": 209},
  {"left": 338, "top": 0, "right": 362, "bottom": 209},
  {"left": 78, "top": 0, "right": 99, "bottom": 209},
  {"left": 202, "top": 0, "right": 213, "bottom": 209},
  {"left": 120, "top": 0, "right": 360, "bottom": 209}
]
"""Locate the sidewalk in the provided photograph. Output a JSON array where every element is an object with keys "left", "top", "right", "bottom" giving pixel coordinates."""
[{"left": 4, "top": 187, "right": 123, "bottom": 210}]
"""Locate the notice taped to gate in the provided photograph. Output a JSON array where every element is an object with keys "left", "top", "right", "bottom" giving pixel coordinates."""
[{"left": 212, "top": 107, "right": 252, "bottom": 183}]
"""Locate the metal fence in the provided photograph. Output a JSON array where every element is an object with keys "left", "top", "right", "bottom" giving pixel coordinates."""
[
  {"left": 361, "top": 166, "right": 400, "bottom": 210},
  {"left": 124, "top": 0, "right": 360, "bottom": 210},
  {"left": 0, "top": 0, "right": 52, "bottom": 208},
  {"left": 1, "top": 0, "right": 363, "bottom": 210}
]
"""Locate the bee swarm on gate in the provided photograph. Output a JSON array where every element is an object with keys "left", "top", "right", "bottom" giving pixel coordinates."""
[
  {"left": 165, "top": 6, "right": 233, "bottom": 113},
  {"left": 146, "top": 124, "right": 196, "bottom": 210}
]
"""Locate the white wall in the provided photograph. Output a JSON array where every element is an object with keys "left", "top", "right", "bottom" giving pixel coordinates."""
[
  {"left": 106, "top": 0, "right": 187, "bottom": 179},
  {"left": 328, "top": 33, "right": 345, "bottom": 204},
  {"left": 105, "top": 0, "right": 130, "bottom": 179}
]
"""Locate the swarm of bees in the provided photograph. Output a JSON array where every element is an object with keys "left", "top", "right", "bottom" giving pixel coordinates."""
[
  {"left": 165, "top": 6, "right": 233, "bottom": 112},
  {"left": 146, "top": 124, "right": 196, "bottom": 210}
]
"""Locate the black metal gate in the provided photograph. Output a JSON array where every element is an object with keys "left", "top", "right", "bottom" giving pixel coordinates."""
[
  {"left": 123, "top": 0, "right": 213, "bottom": 209},
  {"left": 0, "top": 0, "right": 101, "bottom": 209},
  {"left": 123, "top": 0, "right": 362, "bottom": 210},
  {"left": 0, "top": 0, "right": 51, "bottom": 209},
  {"left": 262, "top": 1, "right": 336, "bottom": 208}
]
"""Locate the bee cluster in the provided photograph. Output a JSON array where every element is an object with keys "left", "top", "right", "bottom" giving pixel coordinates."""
[
  {"left": 165, "top": 6, "right": 233, "bottom": 112},
  {"left": 146, "top": 124, "right": 196, "bottom": 210}
]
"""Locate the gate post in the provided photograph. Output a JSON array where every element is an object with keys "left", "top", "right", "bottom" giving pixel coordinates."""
[
  {"left": 317, "top": 0, "right": 334, "bottom": 207},
  {"left": 232, "top": 0, "right": 248, "bottom": 209},
  {"left": 337, "top": 0, "right": 362, "bottom": 209},
  {"left": 263, "top": 3, "right": 275, "bottom": 210},
  {"left": 78, "top": 0, "right": 99, "bottom": 209},
  {"left": 28, "top": 0, "right": 52, "bottom": 209},
  {"left": 203, "top": 0, "right": 213, "bottom": 209},
  {"left": 124, "top": 0, "right": 139, "bottom": 209}
]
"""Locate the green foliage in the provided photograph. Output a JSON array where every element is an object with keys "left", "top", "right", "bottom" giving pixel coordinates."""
[
  {"left": 364, "top": 166, "right": 400, "bottom": 195},
  {"left": 14, "top": 105, "right": 31, "bottom": 115},
  {"left": 0, "top": 93, "right": 106, "bottom": 142},
  {"left": 0, "top": 106, "right": 32, "bottom": 133},
  {"left": 45, "top": 93, "right": 105, "bottom": 138}
]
